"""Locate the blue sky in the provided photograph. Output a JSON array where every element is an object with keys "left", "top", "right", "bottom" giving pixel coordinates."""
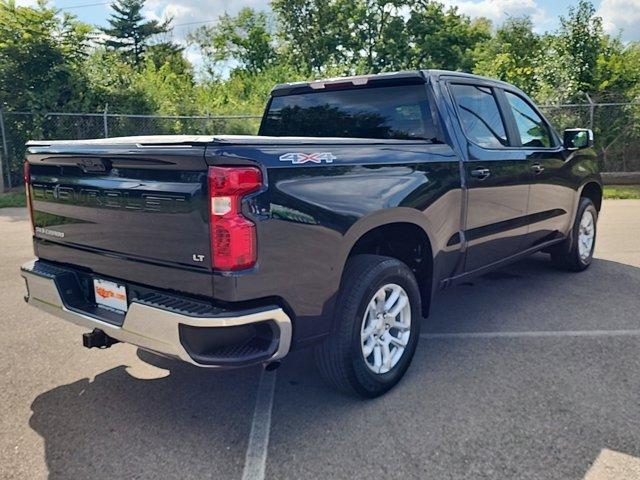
[{"left": 17, "top": 0, "right": 640, "bottom": 44}]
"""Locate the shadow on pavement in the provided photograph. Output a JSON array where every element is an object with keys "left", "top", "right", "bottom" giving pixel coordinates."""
[
  {"left": 427, "top": 254, "right": 640, "bottom": 334},
  {"left": 270, "top": 335, "right": 640, "bottom": 480},
  {"left": 27, "top": 255, "right": 640, "bottom": 480},
  {"left": 29, "top": 352, "right": 259, "bottom": 480},
  {"left": 267, "top": 255, "right": 640, "bottom": 479}
]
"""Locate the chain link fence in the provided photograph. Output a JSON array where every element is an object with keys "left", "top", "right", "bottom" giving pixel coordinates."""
[
  {"left": 1, "top": 102, "right": 639, "bottom": 190},
  {"left": 539, "top": 102, "right": 640, "bottom": 173},
  {"left": 0, "top": 111, "right": 262, "bottom": 189}
]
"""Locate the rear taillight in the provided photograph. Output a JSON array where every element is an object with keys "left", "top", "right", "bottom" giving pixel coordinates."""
[
  {"left": 208, "top": 166, "right": 262, "bottom": 271},
  {"left": 24, "top": 161, "right": 35, "bottom": 234}
]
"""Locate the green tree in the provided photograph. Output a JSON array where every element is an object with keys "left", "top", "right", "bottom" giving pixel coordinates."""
[
  {"left": 271, "top": 0, "right": 491, "bottom": 75},
  {"left": 101, "top": 0, "right": 170, "bottom": 66},
  {"left": 83, "top": 48, "right": 154, "bottom": 113},
  {"left": 406, "top": 1, "right": 491, "bottom": 71},
  {"left": 195, "top": 64, "right": 303, "bottom": 115},
  {"left": 145, "top": 42, "right": 191, "bottom": 75},
  {"left": 344, "top": 0, "right": 410, "bottom": 73},
  {"left": 557, "top": 0, "right": 603, "bottom": 94},
  {"left": 535, "top": 0, "right": 608, "bottom": 101},
  {"left": 188, "top": 8, "right": 278, "bottom": 75},
  {"left": 0, "top": 0, "right": 94, "bottom": 111},
  {"left": 0, "top": 0, "right": 98, "bottom": 186},
  {"left": 272, "top": 0, "right": 348, "bottom": 74},
  {"left": 592, "top": 38, "right": 640, "bottom": 100},
  {"left": 84, "top": 43, "right": 196, "bottom": 114},
  {"left": 473, "top": 17, "right": 542, "bottom": 94},
  {"left": 135, "top": 61, "right": 197, "bottom": 116}
]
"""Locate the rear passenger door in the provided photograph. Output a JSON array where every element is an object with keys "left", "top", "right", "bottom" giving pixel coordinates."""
[
  {"left": 499, "top": 89, "right": 575, "bottom": 248},
  {"left": 448, "top": 81, "right": 531, "bottom": 272}
]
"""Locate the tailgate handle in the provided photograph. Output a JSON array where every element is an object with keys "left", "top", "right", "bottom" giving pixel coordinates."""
[{"left": 77, "top": 158, "right": 109, "bottom": 173}]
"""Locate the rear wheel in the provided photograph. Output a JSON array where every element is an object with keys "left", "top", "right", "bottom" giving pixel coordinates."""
[
  {"left": 315, "top": 254, "right": 421, "bottom": 398},
  {"left": 551, "top": 197, "right": 598, "bottom": 271}
]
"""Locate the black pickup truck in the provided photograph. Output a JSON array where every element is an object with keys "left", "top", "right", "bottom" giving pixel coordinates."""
[{"left": 21, "top": 70, "right": 601, "bottom": 397}]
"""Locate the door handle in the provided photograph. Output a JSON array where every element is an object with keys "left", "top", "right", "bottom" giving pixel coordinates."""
[
  {"left": 531, "top": 163, "right": 545, "bottom": 174},
  {"left": 470, "top": 167, "right": 490, "bottom": 180}
]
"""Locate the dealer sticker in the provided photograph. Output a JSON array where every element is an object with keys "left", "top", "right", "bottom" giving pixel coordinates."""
[{"left": 93, "top": 278, "right": 128, "bottom": 313}]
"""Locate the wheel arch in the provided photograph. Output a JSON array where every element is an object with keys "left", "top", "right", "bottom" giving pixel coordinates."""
[
  {"left": 342, "top": 209, "right": 435, "bottom": 317},
  {"left": 579, "top": 181, "right": 603, "bottom": 212}
]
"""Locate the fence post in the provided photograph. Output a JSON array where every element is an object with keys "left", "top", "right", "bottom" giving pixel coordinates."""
[
  {"left": 585, "top": 93, "right": 595, "bottom": 131},
  {"left": 0, "top": 109, "right": 7, "bottom": 193},
  {"left": 103, "top": 104, "right": 109, "bottom": 138}
]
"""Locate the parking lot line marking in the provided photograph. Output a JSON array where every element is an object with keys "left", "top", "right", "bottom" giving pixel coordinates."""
[
  {"left": 583, "top": 448, "right": 640, "bottom": 479},
  {"left": 420, "top": 329, "right": 640, "bottom": 340},
  {"left": 241, "top": 368, "right": 277, "bottom": 480}
]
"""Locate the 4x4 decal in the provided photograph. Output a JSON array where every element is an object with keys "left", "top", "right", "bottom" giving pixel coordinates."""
[{"left": 279, "top": 152, "right": 336, "bottom": 164}]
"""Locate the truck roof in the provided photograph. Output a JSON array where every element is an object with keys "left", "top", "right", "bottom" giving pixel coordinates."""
[{"left": 271, "top": 69, "right": 513, "bottom": 96}]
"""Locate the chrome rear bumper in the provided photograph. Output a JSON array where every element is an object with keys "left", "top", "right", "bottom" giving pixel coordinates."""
[{"left": 21, "top": 260, "right": 292, "bottom": 367}]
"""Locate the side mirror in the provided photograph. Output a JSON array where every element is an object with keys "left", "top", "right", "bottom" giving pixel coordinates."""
[{"left": 563, "top": 128, "right": 593, "bottom": 150}]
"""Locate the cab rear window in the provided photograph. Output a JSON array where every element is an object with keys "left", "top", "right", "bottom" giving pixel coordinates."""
[{"left": 260, "top": 85, "right": 436, "bottom": 141}]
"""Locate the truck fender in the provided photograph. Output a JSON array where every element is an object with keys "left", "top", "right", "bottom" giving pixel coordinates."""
[{"left": 341, "top": 208, "right": 434, "bottom": 264}]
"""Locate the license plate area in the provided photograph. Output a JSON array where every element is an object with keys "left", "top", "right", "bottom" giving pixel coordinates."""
[{"left": 93, "top": 278, "right": 128, "bottom": 313}]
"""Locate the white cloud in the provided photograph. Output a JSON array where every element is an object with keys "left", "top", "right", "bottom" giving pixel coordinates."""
[
  {"left": 597, "top": 0, "right": 640, "bottom": 41},
  {"left": 14, "top": 0, "right": 40, "bottom": 6},
  {"left": 442, "top": 0, "right": 552, "bottom": 31},
  {"left": 143, "top": 0, "right": 270, "bottom": 42},
  {"left": 184, "top": 45, "right": 204, "bottom": 66}
]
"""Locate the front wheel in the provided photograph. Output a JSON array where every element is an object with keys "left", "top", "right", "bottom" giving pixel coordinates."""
[
  {"left": 551, "top": 197, "right": 598, "bottom": 271},
  {"left": 315, "top": 254, "right": 422, "bottom": 398}
]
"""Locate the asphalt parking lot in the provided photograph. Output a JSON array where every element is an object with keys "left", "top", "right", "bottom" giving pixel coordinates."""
[{"left": 1, "top": 201, "right": 640, "bottom": 480}]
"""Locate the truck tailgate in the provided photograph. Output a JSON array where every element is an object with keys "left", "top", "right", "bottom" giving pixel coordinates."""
[{"left": 26, "top": 137, "right": 213, "bottom": 297}]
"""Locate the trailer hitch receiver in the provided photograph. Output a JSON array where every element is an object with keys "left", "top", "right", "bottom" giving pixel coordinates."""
[{"left": 82, "top": 329, "right": 119, "bottom": 349}]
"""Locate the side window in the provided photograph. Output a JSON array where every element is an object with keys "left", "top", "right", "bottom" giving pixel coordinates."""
[
  {"left": 450, "top": 84, "right": 508, "bottom": 148},
  {"left": 504, "top": 91, "right": 553, "bottom": 148}
]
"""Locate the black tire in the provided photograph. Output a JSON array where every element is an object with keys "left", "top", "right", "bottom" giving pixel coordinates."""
[
  {"left": 314, "top": 254, "right": 422, "bottom": 398},
  {"left": 551, "top": 197, "right": 598, "bottom": 272}
]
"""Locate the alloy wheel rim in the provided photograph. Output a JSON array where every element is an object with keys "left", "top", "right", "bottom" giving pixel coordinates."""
[
  {"left": 360, "top": 283, "right": 411, "bottom": 374},
  {"left": 578, "top": 209, "right": 595, "bottom": 262}
]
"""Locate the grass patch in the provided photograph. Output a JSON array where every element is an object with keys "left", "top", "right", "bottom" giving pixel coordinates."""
[
  {"left": 0, "top": 190, "right": 26, "bottom": 208},
  {"left": 603, "top": 185, "right": 640, "bottom": 200}
]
